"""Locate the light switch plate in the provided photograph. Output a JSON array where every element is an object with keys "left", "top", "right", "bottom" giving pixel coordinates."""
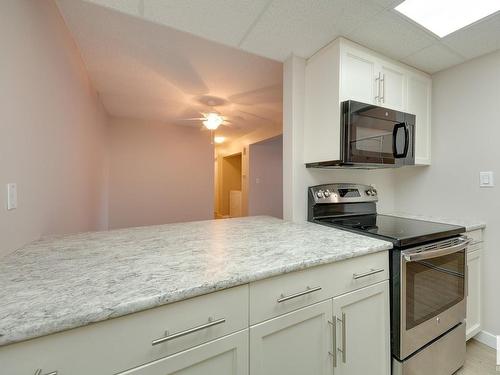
[
  {"left": 480, "top": 171, "right": 494, "bottom": 187},
  {"left": 7, "top": 183, "right": 17, "bottom": 210}
]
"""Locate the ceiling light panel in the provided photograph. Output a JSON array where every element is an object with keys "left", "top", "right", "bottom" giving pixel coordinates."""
[{"left": 395, "top": 0, "right": 500, "bottom": 38}]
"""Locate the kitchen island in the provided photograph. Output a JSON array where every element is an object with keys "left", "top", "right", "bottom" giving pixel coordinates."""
[{"left": 0, "top": 215, "right": 391, "bottom": 346}]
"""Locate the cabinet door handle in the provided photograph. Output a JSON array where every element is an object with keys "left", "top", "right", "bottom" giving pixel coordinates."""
[
  {"left": 34, "top": 371, "right": 57, "bottom": 375},
  {"left": 337, "top": 313, "right": 346, "bottom": 363},
  {"left": 353, "top": 268, "right": 384, "bottom": 280},
  {"left": 328, "top": 316, "right": 337, "bottom": 369},
  {"left": 381, "top": 73, "right": 385, "bottom": 103},
  {"left": 375, "top": 73, "right": 380, "bottom": 102},
  {"left": 277, "top": 286, "right": 322, "bottom": 303},
  {"left": 152, "top": 317, "right": 226, "bottom": 346}
]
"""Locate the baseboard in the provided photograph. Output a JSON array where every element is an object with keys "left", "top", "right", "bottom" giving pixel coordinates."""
[{"left": 473, "top": 330, "right": 497, "bottom": 349}]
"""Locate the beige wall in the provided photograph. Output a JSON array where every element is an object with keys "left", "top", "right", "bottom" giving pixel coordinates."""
[
  {"left": 107, "top": 118, "right": 214, "bottom": 229},
  {"left": 0, "top": 0, "right": 109, "bottom": 257},
  {"left": 393, "top": 50, "right": 500, "bottom": 337},
  {"left": 249, "top": 135, "right": 283, "bottom": 218}
]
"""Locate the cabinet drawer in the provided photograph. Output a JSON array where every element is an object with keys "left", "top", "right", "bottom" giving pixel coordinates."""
[
  {"left": 0, "top": 285, "right": 248, "bottom": 375},
  {"left": 118, "top": 330, "right": 249, "bottom": 375},
  {"left": 466, "top": 230, "right": 483, "bottom": 244},
  {"left": 249, "top": 251, "right": 389, "bottom": 324}
]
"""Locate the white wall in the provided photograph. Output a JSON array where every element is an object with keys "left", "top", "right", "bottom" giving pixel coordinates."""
[
  {"left": 283, "top": 55, "right": 396, "bottom": 223},
  {"left": 393, "top": 50, "right": 500, "bottom": 336},
  {"left": 249, "top": 135, "right": 283, "bottom": 218},
  {"left": 0, "top": 0, "right": 109, "bottom": 257},
  {"left": 107, "top": 118, "right": 214, "bottom": 229}
]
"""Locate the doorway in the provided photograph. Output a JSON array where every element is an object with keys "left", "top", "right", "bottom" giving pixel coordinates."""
[{"left": 217, "top": 153, "right": 242, "bottom": 218}]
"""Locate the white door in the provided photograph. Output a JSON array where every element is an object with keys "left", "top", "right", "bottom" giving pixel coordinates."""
[
  {"left": 250, "top": 300, "right": 334, "bottom": 375},
  {"left": 340, "top": 47, "right": 378, "bottom": 105},
  {"left": 378, "top": 62, "right": 406, "bottom": 111},
  {"left": 466, "top": 249, "right": 482, "bottom": 340},
  {"left": 117, "top": 330, "right": 248, "bottom": 375},
  {"left": 406, "top": 73, "right": 432, "bottom": 165},
  {"left": 333, "top": 281, "right": 390, "bottom": 375}
]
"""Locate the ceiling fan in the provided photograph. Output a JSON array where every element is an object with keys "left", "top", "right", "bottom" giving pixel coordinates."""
[
  {"left": 175, "top": 91, "right": 281, "bottom": 133},
  {"left": 180, "top": 111, "right": 230, "bottom": 131}
]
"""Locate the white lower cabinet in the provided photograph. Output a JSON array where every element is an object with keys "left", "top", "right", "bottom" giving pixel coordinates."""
[
  {"left": 250, "top": 300, "right": 334, "bottom": 375},
  {"left": 118, "top": 330, "right": 249, "bottom": 375},
  {"left": 333, "top": 281, "right": 390, "bottom": 375},
  {"left": 0, "top": 252, "right": 391, "bottom": 375},
  {"left": 466, "top": 248, "right": 482, "bottom": 340}
]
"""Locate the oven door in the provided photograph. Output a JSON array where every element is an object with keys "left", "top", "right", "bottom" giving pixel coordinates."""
[
  {"left": 342, "top": 101, "right": 415, "bottom": 167},
  {"left": 399, "top": 237, "right": 468, "bottom": 359}
]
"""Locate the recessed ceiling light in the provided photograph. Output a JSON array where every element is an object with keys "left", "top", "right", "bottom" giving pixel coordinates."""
[
  {"left": 395, "top": 0, "right": 500, "bottom": 38},
  {"left": 214, "top": 136, "right": 226, "bottom": 144}
]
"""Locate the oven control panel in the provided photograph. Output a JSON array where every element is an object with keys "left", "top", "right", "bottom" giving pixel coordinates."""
[{"left": 309, "top": 183, "right": 378, "bottom": 204}]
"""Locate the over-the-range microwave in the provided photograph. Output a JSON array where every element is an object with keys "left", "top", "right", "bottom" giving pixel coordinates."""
[{"left": 306, "top": 100, "right": 416, "bottom": 169}]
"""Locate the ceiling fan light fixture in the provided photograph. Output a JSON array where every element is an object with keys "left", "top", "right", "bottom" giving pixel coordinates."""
[{"left": 203, "top": 112, "right": 223, "bottom": 130}]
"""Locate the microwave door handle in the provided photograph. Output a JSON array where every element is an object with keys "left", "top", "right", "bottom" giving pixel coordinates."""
[
  {"left": 392, "top": 122, "right": 409, "bottom": 158},
  {"left": 403, "top": 238, "right": 470, "bottom": 262},
  {"left": 403, "top": 124, "right": 409, "bottom": 158}
]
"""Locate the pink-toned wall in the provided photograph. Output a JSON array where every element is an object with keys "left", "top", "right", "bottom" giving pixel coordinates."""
[
  {"left": 107, "top": 118, "right": 214, "bottom": 229},
  {"left": 0, "top": 0, "right": 109, "bottom": 257},
  {"left": 248, "top": 135, "right": 283, "bottom": 218}
]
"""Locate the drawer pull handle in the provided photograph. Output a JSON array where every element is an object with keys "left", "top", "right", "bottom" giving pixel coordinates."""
[
  {"left": 353, "top": 268, "right": 384, "bottom": 280},
  {"left": 151, "top": 317, "right": 226, "bottom": 346},
  {"left": 277, "top": 286, "right": 322, "bottom": 303},
  {"left": 34, "top": 371, "right": 57, "bottom": 375}
]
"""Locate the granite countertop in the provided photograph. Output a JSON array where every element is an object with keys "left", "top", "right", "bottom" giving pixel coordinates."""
[
  {"left": 0, "top": 216, "right": 392, "bottom": 347},
  {"left": 382, "top": 212, "right": 486, "bottom": 232}
]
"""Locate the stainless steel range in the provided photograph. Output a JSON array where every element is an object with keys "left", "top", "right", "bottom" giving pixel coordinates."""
[{"left": 308, "top": 183, "right": 469, "bottom": 375}]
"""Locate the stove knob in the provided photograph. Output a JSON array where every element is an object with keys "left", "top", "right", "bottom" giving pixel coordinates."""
[
  {"left": 324, "top": 189, "right": 331, "bottom": 197},
  {"left": 366, "top": 189, "right": 373, "bottom": 196},
  {"left": 316, "top": 190, "right": 324, "bottom": 199}
]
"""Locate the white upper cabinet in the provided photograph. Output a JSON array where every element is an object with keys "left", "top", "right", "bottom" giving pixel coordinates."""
[
  {"left": 305, "top": 37, "right": 432, "bottom": 165},
  {"left": 406, "top": 72, "right": 432, "bottom": 165},
  {"left": 340, "top": 45, "right": 378, "bottom": 105},
  {"left": 378, "top": 62, "right": 406, "bottom": 111}
]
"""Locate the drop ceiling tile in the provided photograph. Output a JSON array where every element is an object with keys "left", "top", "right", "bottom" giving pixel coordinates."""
[
  {"left": 83, "top": 0, "right": 271, "bottom": 47},
  {"left": 348, "top": 9, "right": 437, "bottom": 60},
  {"left": 83, "top": 0, "right": 143, "bottom": 15},
  {"left": 442, "top": 13, "right": 500, "bottom": 60},
  {"left": 402, "top": 43, "right": 466, "bottom": 74},
  {"left": 240, "top": 0, "right": 384, "bottom": 61},
  {"left": 143, "top": 0, "right": 272, "bottom": 47},
  {"left": 368, "top": 0, "right": 403, "bottom": 9}
]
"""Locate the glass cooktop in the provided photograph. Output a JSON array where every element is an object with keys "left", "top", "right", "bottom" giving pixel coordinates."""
[{"left": 317, "top": 214, "right": 465, "bottom": 248}]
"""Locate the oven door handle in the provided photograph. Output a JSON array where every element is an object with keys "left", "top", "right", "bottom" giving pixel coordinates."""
[{"left": 403, "top": 237, "right": 470, "bottom": 262}]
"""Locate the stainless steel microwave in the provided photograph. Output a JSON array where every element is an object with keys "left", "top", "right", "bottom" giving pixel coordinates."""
[{"left": 306, "top": 100, "right": 415, "bottom": 169}]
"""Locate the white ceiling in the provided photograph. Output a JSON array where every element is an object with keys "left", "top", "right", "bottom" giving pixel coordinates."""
[
  {"left": 56, "top": 0, "right": 283, "bottom": 142},
  {"left": 57, "top": 0, "right": 500, "bottom": 141},
  {"left": 78, "top": 0, "right": 500, "bottom": 74}
]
